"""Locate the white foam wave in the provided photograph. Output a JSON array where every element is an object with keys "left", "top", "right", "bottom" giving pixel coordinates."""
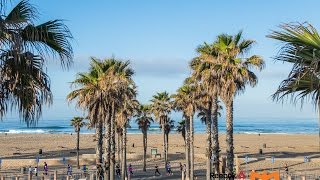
[{"left": 5, "top": 129, "right": 46, "bottom": 134}]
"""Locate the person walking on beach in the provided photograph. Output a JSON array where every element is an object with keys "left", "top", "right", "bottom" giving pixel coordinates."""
[
  {"left": 285, "top": 164, "right": 289, "bottom": 175},
  {"left": 116, "top": 164, "right": 121, "bottom": 177},
  {"left": 166, "top": 162, "right": 172, "bottom": 176},
  {"left": 28, "top": 166, "right": 33, "bottom": 176},
  {"left": 128, "top": 164, "right": 133, "bottom": 175},
  {"left": 154, "top": 164, "right": 161, "bottom": 176},
  {"left": 182, "top": 164, "right": 186, "bottom": 179},
  {"left": 34, "top": 166, "right": 38, "bottom": 176},
  {"left": 67, "top": 164, "right": 72, "bottom": 176},
  {"left": 43, "top": 162, "right": 48, "bottom": 175},
  {"left": 82, "top": 164, "right": 87, "bottom": 177}
]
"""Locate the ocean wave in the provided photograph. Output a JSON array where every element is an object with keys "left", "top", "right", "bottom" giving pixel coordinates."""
[
  {"left": 239, "top": 132, "right": 289, "bottom": 135},
  {"left": 29, "top": 126, "right": 68, "bottom": 129},
  {"left": 128, "top": 127, "right": 161, "bottom": 131},
  {"left": 1, "top": 129, "right": 46, "bottom": 134}
]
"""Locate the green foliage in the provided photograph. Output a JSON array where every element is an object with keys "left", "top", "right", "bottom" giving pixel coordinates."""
[
  {"left": 67, "top": 57, "right": 136, "bottom": 127},
  {"left": 268, "top": 23, "right": 320, "bottom": 108},
  {"left": 135, "top": 104, "right": 153, "bottom": 133},
  {"left": 0, "top": 0, "right": 73, "bottom": 125},
  {"left": 176, "top": 119, "right": 186, "bottom": 140},
  {"left": 70, "top": 116, "right": 87, "bottom": 132}
]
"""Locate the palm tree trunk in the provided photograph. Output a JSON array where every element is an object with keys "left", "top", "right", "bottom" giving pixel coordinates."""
[
  {"left": 205, "top": 103, "right": 212, "bottom": 180},
  {"left": 117, "top": 130, "right": 121, "bottom": 165},
  {"left": 226, "top": 99, "right": 234, "bottom": 174},
  {"left": 121, "top": 124, "right": 127, "bottom": 180},
  {"left": 162, "top": 119, "right": 167, "bottom": 166},
  {"left": 77, "top": 127, "right": 80, "bottom": 169},
  {"left": 185, "top": 117, "right": 190, "bottom": 180},
  {"left": 166, "top": 132, "right": 169, "bottom": 162},
  {"left": 96, "top": 121, "right": 103, "bottom": 166},
  {"left": 110, "top": 104, "right": 116, "bottom": 180},
  {"left": 120, "top": 131, "right": 123, "bottom": 169},
  {"left": 318, "top": 102, "right": 320, "bottom": 151},
  {"left": 189, "top": 115, "right": 194, "bottom": 180},
  {"left": 211, "top": 94, "right": 220, "bottom": 174},
  {"left": 143, "top": 130, "right": 147, "bottom": 172},
  {"left": 105, "top": 110, "right": 111, "bottom": 180},
  {"left": 96, "top": 121, "right": 104, "bottom": 180}
]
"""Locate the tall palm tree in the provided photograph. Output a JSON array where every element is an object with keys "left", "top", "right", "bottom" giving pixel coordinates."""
[
  {"left": 190, "top": 43, "right": 222, "bottom": 176},
  {"left": 68, "top": 58, "right": 135, "bottom": 180},
  {"left": 0, "top": 0, "right": 73, "bottom": 125},
  {"left": 67, "top": 59, "right": 113, "bottom": 173},
  {"left": 135, "top": 104, "right": 153, "bottom": 172},
  {"left": 212, "top": 32, "right": 264, "bottom": 173},
  {"left": 109, "top": 60, "right": 135, "bottom": 180},
  {"left": 173, "top": 84, "right": 197, "bottom": 180},
  {"left": 150, "top": 92, "right": 172, "bottom": 166},
  {"left": 117, "top": 87, "right": 138, "bottom": 180},
  {"left": 95, "top": 58, "right": 135, "bottom": 180},
  {"left": 163, "top": 118, "right": 175, "bottom": 160},
  {"left": 267, "top": 23, "right": 320, "bottom": 150},
  {"left": 70, "top": 117, "right": 87, "bottom": 169}
]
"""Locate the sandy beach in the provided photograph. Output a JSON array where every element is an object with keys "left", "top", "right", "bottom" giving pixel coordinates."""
[{"left": 0, "top": 133, "right": 319, "bottom": 178}]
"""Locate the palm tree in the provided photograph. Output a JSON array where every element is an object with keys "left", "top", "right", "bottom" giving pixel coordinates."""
[
  {"left": 267, "top": 23, "right": 320, "bottom": 150},
  {"left": 176, "top": 119, "right": 186, "bottom": 143},
  {"left": 173, "top": 84, "right": 197, "bottom": 180},
  {"left": 135, "top": 104, "right": 153, "bottom": 172},
  {"left": 163, "top": 118, "right": 175, "bottom": 158},
  {"left": 117, "top": 87, "right": 138, "bottom": 180},
  {"left": 0, "top": 0, "right": 73, "bottom": 125},
  {"left": 108, "top": 60, "right": 135, "bottom": 180},
  {"left": 67, "top": 59, "right": 109, "bottom": 171},
  {"left": 190, "top": 58, "right": 220, "bottom": 177},
  {"left": 191, "top": 43, "right": 222, "bottom": 176},
  {"left": 71, "top": 117, "right": 87, "bottom": 169},
  {"left": 68, "top": 58, "right": 135, "bottom": 180},
  {"left": 212, "top": 32, "right": 264, "bottom": 173},
  {"left": 150, "top": 92, "right": 172, "bottom": 166}
]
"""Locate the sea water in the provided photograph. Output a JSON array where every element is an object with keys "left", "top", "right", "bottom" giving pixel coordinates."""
[{"left": 0, "top": 117, "right": 317, "bottom": 134}]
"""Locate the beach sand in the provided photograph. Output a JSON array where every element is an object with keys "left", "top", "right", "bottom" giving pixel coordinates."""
[{"left": 0, "top": 133, "right": 319, "bottom": 178}]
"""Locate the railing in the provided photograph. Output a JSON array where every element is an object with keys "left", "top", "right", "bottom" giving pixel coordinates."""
[
  {"left": 2, "top": 170, "right": 319, "bottom": 180},
  {"left": 0, "top": 170, "right": 103, "bottom": 180}
]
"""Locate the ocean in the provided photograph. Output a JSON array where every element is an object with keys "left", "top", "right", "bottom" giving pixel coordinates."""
[{"left": 0, "top": 117, "right": 318, "bottom": 134}]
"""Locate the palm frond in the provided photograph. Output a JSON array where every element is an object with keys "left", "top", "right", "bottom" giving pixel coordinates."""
[
  {"left": 5, "top": 0, "right": 36, "bottom": 24},
  {"left": 21, "top": 20, "right": 73, "bottom": 68}
]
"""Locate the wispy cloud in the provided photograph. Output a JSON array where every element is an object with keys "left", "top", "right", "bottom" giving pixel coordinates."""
[
  {"left": 131, "top": 58, "right": 190, "bottom": 77},
  {"left": 47, "top": 56, "right": 191, "bottom": 78}
]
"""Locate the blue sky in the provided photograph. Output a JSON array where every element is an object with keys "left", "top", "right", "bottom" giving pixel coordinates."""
[{"left": 6, "top": 0, "right": 320, "bottom": 121}]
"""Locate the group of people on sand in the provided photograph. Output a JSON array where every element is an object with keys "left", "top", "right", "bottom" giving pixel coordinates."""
[
  {"left": 28, "top": 162, "right": 48, "bottom": 177},
  {"left": 115, "top": 163, "right": 133, "bottom": 177},
  {"left": 27, "top": 161, "right": 189, "bottom": 178},
  {"left": 154, "top": 162, "right": 186, "bottom": 177},
  {"left": 109, "top": 162, "right": 182, "bottom": 177},
  {"left": 27, "top": 162, "right": 75, "bottom": 177}
]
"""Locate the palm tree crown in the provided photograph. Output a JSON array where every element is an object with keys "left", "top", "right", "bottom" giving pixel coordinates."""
[
  {"left": 70, "top": 117, "right": 87, "bottom": 131},
  {"left": 268, "top": 23, "right": 320, "bottom": 106},
  {"left": 0, "top": 0, "right": 73, "bottom": 125},
  {"left": 135, "top": 104, "right": 154, "bottom": 132},
  {"left": 176, "top": 119, "right": 186, "bottom": 140},
  {"left": 150, "top": 91, "right": 172, "bottom": 125}
]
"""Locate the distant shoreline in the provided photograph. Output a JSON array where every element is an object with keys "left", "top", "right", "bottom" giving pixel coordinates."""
[{"left": 0, "top": 132, "right": 318, "bottom": 135}]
